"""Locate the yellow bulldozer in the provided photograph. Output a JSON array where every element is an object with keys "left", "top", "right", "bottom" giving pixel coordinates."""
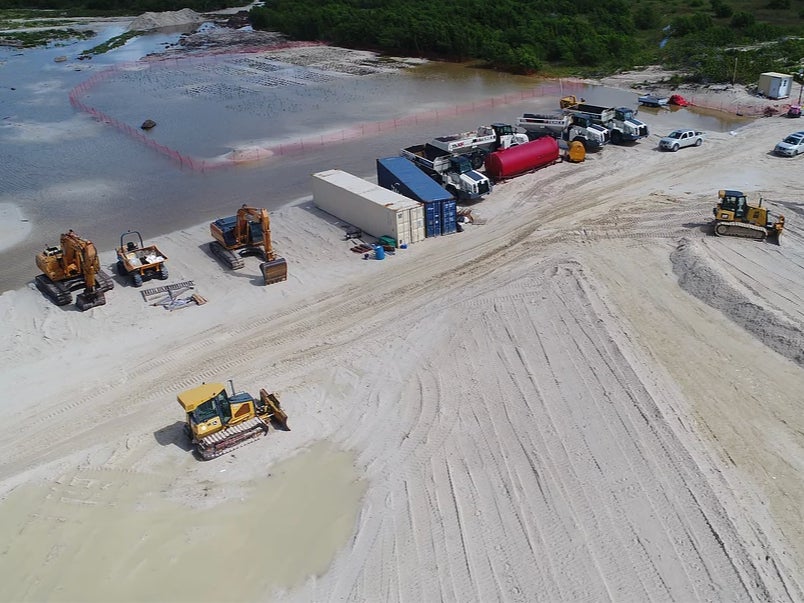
[
  {"left": 177, "top": 381, "right": 289, "bottom": 460},
  {"left": 209, "top": 205, "right": 288, "bottom": 285},
  {"left": 35, "top": 229, "right": 114, "bottom": 310},
  {"left": 712, "top": 189, "right": 785, "bottom": 242}
]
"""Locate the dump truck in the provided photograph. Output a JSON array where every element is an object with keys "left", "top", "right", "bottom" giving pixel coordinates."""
[
  {"left": 426, "top": 123, "right": 529, "bottom": 168},
  {"left": 400, "top": 145, "right": 492, "bottom": 200},
  {"left": 177, "top": 380, "right": 289, "bottom": 460},
  {"left": 115, "top": 230, "right": 168, "bottom": 287},
  {"left": 560, "top": 95, "right": 649, "bottom": 144},
  {"left": 517, "top": 111, "right": 609, "bottom": 150}
]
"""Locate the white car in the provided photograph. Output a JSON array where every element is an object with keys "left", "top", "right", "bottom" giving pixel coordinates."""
[{"left": 773, "top": 131, "right": 804, "bottom": 156}]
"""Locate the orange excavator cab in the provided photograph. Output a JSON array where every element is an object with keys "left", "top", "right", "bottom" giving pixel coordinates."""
[{"left": 209, "top": 205, "right": 287, "bottom": 285}]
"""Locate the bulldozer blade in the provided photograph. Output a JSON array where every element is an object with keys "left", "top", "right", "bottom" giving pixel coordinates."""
[
  {"left": 260, "top": 389, "right": 289, "bottom": 431},
  {"left": 260, "top": 258, "right": 288, "bottom": 286},
  {"left": 76, "top": 290, "right": 107, "bottom": 311}
]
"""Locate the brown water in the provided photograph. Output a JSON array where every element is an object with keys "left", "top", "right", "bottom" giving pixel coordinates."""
[{"left": 0, "top": 30, "right": 749, "bottom": 292}]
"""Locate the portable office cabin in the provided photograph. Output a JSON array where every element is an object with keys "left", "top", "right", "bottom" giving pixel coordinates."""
[
  {"left": 312, "top": 169, "right": 425, "bottom": 247},
  {"left": 376, "top": 157, "right": 457, "bottom": 237},
  {"left": 758, "top": 72, "right": 793, "bottom": 100}
]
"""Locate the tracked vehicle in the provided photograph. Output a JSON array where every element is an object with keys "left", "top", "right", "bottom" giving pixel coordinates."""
[
  {"left": 177, "top": 381, "right": 289, "bottom": 460},
  {"left": 209, "top": 205, "right": 287, "bottom": 285},
  {"left": 35, "top": 230, "right": 114, "bottom": 310},
  {"left": 713, "top": 189, "right": 785, "bottom": 242}
]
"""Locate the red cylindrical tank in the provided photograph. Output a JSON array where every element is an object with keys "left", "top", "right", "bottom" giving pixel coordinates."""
[{"left": 484, "top": 137, "right": 560, "bottom": 181}]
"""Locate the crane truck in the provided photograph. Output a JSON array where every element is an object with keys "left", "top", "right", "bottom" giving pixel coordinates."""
[
  {"left": 426, "top": 123, "right": 529, "bottom": 168},
  {"left": 209, "top": 205, "right": 288, "bottom": 285},
  {"left": 400, "top": 145, "right": 492, "bottom": 201},
  {"left": 35, "top": 229, "right": 114, "bottom": 310},
  {"left": 560, "top": 95, "right": 649, "bottom": 144}
]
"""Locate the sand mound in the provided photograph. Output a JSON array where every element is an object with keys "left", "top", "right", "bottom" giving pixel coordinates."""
[
  {"left": 128, "top": 8, "right": 204, "bottom": 31},
  {"left": 671, "top": 237, "right": 804, "bottom": 366}
]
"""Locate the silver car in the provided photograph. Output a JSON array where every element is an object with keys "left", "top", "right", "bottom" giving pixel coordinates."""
[{"left": 774, "top": 131, "right": 804, "bottom": 156}]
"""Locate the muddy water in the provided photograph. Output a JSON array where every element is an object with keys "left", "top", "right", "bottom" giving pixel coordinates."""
[
  {"left": 0, "top": 442, "right": 364, "bottom": 602},
  {"left": 0, "top": 28, "right": 748, "bottom": 292}
]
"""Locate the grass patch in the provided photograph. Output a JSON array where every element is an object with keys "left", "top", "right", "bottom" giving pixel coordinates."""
[
  {"left": 0, "top": 28, "right": 94, "bottom": 48},
  {"left": 79, "top": 30, "right": 143, "bottom": 56}
]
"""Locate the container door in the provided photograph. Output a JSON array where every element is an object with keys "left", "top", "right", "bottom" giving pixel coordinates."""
[
  {"left": 405, "top": 207, "right": 422, "bottom": 244},
  {"left": 411, "top": 206, "right": 425, "bottom": 243},
  {"left": 423, "top": 202, "right": 436, "bottom": 237},
  {"left": 395, "top": 209, "right": 411, "bottom": 247},
  {"left": 441, "top": 199, "right": 457, "bottom": 235}
]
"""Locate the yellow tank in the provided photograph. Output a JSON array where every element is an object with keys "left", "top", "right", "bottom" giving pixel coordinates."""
[{"left": 567, "top": 140, "right": 586, "bottom": 163}]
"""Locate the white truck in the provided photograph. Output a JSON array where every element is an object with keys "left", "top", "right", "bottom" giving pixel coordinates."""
[
  {"left": 426, "top": 123, "right": 529, "bottom": 169},
  {"left": 515, "top": 112, "right": 609, "bottom": 150},
  {"left": 659, "top": 129, "right": 706, "bottom": 151},
  {"left": 400, "top": 145, "right": 493, "bottom": 201},
  {"left": 559, "top": 96, "right": 649, "bottom": 144}
]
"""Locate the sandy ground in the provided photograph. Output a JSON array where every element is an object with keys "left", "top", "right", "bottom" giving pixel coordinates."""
[{"left": 1, "top": 32, "right": 803, "bottom": 602}]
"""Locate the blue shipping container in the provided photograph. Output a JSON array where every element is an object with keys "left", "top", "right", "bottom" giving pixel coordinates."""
[
  {"left": 376, "top": 156, "right": 454, "bottom": 237},
  {"left": 441, "top": 198, "right": 457, "bottom": 235}
]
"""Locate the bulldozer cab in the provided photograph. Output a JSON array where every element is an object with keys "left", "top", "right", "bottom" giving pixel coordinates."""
[
  {"left": 718, "top": 189, "right": 748, "bottom": 218},
  {"left": 177, "top": 382, "right": 258, "bottom": 439}
]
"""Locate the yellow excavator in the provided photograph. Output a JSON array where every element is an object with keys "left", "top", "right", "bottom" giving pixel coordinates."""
[
  {"left": 35, "top": 230, "right": 114, "bottom": 310},
  {"left": 713, "top": 189, "right": 785, "bottom": 242},
  {"left": 177, "top": 381, "right": 289, "bottom": 460},
  {"left": 209, "top": 205, "right": 288, "bottom": 285}
]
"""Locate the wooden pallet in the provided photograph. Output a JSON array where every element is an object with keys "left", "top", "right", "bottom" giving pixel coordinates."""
[{"left": 140, "top": 280, "right": 194, "bottom": 302}]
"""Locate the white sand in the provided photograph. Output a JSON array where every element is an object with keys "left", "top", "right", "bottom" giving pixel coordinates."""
[{"left": 1, "top": 69, "right": 803, "bottom": 601}]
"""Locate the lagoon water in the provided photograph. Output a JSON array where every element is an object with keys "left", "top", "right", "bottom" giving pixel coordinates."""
[{"left": 0, "top": 23, "right": 747, "bottom": 291}]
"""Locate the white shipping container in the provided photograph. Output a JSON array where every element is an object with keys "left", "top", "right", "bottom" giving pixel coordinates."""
[
  {"left": 312, "top": 169, "right": 425, "bottom": 246},
  {"left": 758, "top": 72, "right": 792, "bottom": 100}
]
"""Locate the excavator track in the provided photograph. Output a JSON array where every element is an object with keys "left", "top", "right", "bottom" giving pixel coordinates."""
[
  {"left": 196, "top": 416, "right": 269, "bottom": 460},
  {"left": 36, "top": 270, "right": 115, "bottom": 309},
  {"left": 35, "top": 274, "right": 72, "bottom": 306},
  {"left": 209, "top": 241, "right": 245, "bottom": 270},
  {"left": 714, "top": 222, "right": 768, "bottom": 240}
]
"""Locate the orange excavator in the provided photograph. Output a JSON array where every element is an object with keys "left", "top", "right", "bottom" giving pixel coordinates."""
[
  {"left": 35, "top": 230, "right": 114, "bottom": 310},
  {"left": 209, "top": 205, "right": 287, "bottom": 285}
]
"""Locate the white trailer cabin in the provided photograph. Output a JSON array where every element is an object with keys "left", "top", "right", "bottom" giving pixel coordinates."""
[
  {"left": 312, "top": 169, "right": 425, "bottom": 247},
  {"left": 758, "top": 72, "right": 793, "bottom": 99}
]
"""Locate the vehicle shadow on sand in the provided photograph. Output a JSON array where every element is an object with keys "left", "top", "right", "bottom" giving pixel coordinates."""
[{"left": 154, "top": 421, "right": 194, "bottom": 451}]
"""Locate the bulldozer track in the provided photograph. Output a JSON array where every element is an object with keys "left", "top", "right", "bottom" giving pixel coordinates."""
[
  {"left": 714, "top": 222, "right": 768, "bottom": 240},
  {"left": 196, "top": 416, "right": 269, "bottom": 460}
]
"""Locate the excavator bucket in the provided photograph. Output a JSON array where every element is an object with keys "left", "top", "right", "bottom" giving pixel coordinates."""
[
  {"left": 75, "top": 290, "right": 107, "bottom": 311},
  {"left": 260, "top": 257, "right": 288, "bottom": 286}
]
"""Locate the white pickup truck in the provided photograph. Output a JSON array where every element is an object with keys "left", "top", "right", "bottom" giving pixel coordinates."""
[{"left": 659, "top": 129, "right": 706, "bottom": 151}]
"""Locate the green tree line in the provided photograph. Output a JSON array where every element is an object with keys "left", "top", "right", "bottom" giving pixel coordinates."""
[
  {"left": 4, "top": 0, "right": 804, "bottom": 83},
  {"left": 249, "top": 0, "right": 804, "bottom": 82}
]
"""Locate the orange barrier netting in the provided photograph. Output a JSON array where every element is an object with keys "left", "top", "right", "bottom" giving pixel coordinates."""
[{"left": 68, "top": 46, "right": 586, "bottom": 171}]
